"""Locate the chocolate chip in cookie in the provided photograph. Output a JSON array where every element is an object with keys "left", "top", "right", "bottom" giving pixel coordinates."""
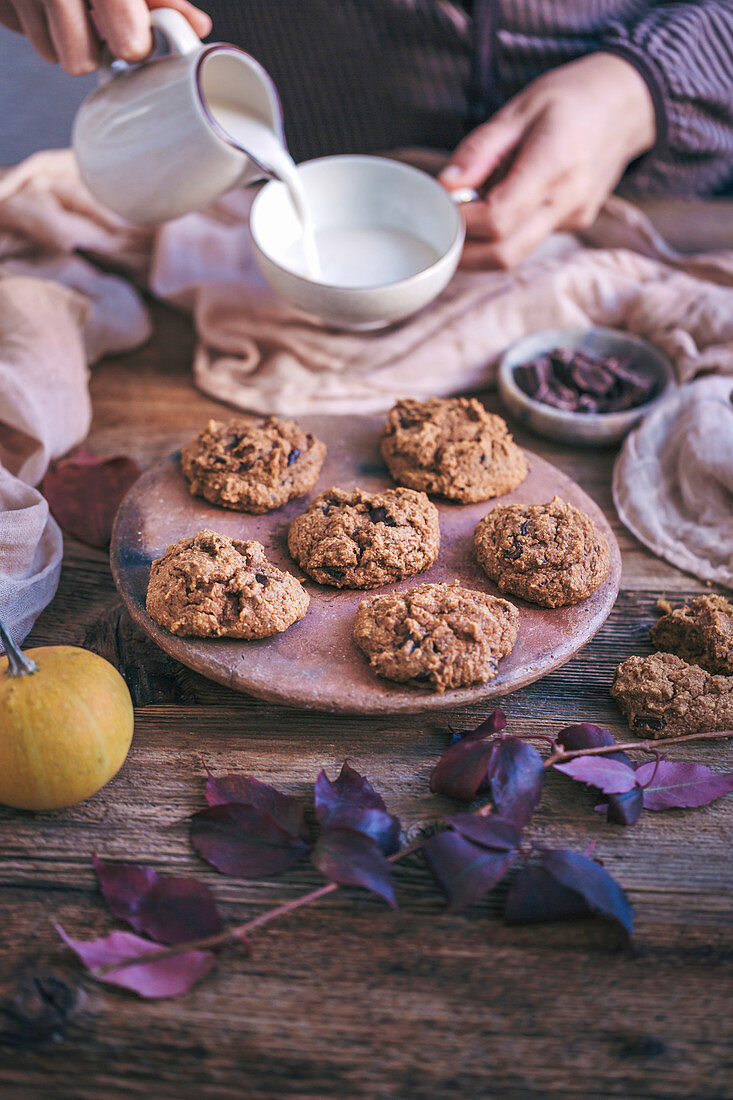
[
  {"left": 611, "top": 651, "right": 733, "bottom": 737},
  {"left": 288, "top": 486, "right": 440, "bottom": 589},
  {"left": 353, "top": 580, "right": 519, "bottom": 692},
  {"left": 380, "top": 397, "right": 528, "bottom": 503},
  {"left": 181, "top": 417, "right": 326, "bottom": 514},
  {"left": 146, "top": 529, "right": 309, "bottom": 638},
  {"left": 650, "top": 594, "right": 733, "bottom": 675},
  {"left": 474, "top": 496, "right": 610, "bottom": 608}
]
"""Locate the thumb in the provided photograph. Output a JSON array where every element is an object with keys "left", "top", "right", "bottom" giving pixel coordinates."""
[{"left": 439, "top": 114, "right": 523, "bottom": 190}]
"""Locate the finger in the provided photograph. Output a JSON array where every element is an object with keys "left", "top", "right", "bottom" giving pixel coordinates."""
[
  {"left": 46, "top": 0, "right": 99, "bottom": 73},
  {"left": 92, "top": 0, "right": 152, "bottom": 60},
  {"left": 13, "top": 0, "right": 57, "bottom": 62},
  {"left": 460, "top": 198, "right": 565, "bottom": 270},
  {"left": 477, "top": 113, "right": 568, "bottom": 239},
  {"left": 0, "top": 1, "right": 22, "bottom": 33},
  {"left": 439, "top": 108, "right": 524, "bottom": 191},
  {"left": 148, "top": 0, "right": 211, "bottom": 38}
]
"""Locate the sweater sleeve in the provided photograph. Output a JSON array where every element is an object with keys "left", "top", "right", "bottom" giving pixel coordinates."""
[{"left": 601, "top": 2, "right": 733, "bottom": 196}]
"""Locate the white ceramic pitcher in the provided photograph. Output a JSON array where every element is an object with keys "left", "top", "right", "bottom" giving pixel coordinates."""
[{"left": 72, "top": 8, "right": 285, "bottom": 224}]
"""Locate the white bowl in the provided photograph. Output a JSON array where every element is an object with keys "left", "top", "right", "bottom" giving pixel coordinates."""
[
  {"left": 498, "top": 327, "right": 676, "bottom": 445},
  {"left": 250, "top": 155, "right": 464, "bottom": 331}
]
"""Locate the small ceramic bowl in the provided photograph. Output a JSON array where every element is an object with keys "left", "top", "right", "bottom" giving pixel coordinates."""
[
  {"left": 250, "top": 154, "right": 465, "bottom": 331},
  {"left": 498, "top": 327, "right": 676, "bottom": 446}
]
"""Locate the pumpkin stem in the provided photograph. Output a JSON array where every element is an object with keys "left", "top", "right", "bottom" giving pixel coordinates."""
[{"left": 0, "top": 621, "right": 38, "bottom": 677}]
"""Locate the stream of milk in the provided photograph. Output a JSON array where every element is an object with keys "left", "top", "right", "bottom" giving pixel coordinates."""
[
  {"left": 208, "top": 101, "right": 321, "bottom": 277},
  {"left": 207, "top": 101, "right": 438, "bottom": 288}
]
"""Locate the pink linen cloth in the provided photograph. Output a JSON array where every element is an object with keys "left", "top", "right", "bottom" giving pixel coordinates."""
[{"left": 0, "top": 149, "right": 731, "bottom": 643}]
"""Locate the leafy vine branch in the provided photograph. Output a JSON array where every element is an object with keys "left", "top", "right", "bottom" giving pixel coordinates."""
[
  {"left": 95, "top": 841, "right": 426, "bottom": 977},
  {"left": 56, "top": 712, "right": 733, "bottom": 999}
]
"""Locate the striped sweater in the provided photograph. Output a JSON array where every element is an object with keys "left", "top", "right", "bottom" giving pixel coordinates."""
[{"left": 203, "top": 1, "right": 733, "bottom": 195}]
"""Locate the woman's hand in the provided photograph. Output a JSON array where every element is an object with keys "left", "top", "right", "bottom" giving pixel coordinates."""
[
  {"left": 0, "top": 0, "right": 211, "bottom": 73},
  {"left": 440, "top": 53, "right": 657, "bottom": 269}
]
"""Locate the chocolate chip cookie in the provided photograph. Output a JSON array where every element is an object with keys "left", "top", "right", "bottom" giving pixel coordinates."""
[
  {"left": 650, "top": 594, "right": 733, "bottom": 675},
  {"left": 611, "top": 651, "right": 733, "bottom": 737},
  {"left": 353, "top": 581, "right": 519, "bottom": 693},
  {"left": 287, "top": 486, "right": 440, "bottom": 589},
  {"left": 474, "top": 496, "right": 610, "bottom": 607},
  {"left": 181, "top": 417, "right": 326, "bottom": 514},
  {"left": 381, "top": 397, "right": 528, "bottom": 503},
  {"left": 146, "top": 529, "right": 309, "bottom": 638}
]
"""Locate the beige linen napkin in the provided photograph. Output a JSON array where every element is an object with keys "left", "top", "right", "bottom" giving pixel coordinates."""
[
  {"left": 0, "top": 154, "right": 151, "bottom": 642},
  {"left": 1, "top": 150, "right": 731, "bottom": 644},
  {"left": 614, "top": 377, "right": 733, "bottom": 589}
]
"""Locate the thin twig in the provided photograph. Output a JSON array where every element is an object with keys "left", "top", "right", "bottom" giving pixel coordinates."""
[{"left": 544, "top": 729, "right": 733, "bottom": 769}]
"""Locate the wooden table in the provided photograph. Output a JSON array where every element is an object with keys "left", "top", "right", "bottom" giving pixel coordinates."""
[{"left": 1, "top": 210, "right": 732, "bottom": 1098}]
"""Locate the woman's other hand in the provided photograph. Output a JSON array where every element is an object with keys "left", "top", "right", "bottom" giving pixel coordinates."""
[
  {"left": 440, "top": 53, "right": 657, "bottom": 269},
  {"left": 0, "top": 0, "right": 211, "bottom": 74}
]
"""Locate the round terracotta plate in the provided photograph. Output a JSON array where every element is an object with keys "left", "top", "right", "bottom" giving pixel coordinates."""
[{"left": 111, "top": 414, "right": 621, "bottom": 714}]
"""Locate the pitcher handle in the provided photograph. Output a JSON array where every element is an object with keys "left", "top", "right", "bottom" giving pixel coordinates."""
[
  {"left": 150, "top": 8, "right": 203, "bottom": 55},
  {"left": 97, "top": 6, "right": 201, "bottom": 83}
]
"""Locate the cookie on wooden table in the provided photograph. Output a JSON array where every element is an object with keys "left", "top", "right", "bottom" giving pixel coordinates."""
[
  {"left": 353, "top": 580, "right": 519, "bottom": 693},
  {"left": 474, "top": 495, "right": 610, "bottom": 608},
  {"left": 288, "top": 486, "right": 440, "bottom": 589},
  {"left": 146, "top": 529, "right": 309, "bottom": 638},
  {"left": 380, "top": 397, "right": 528, "bottom": 503},
  {"left": 650, "top": 594, "right": 733, "bottom": 675},
  {"left": 611, "top": 651, "right": 733, "bottom": 737},
  {"left": 181, "top": 417, "right": 326, "bottom": 513}
]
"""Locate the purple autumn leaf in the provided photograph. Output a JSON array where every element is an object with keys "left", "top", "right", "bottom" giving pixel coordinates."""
[
  {"left": 429, "top": 737, "right": 497, "bottom": 801},
  {"left": 635, "top": 761, "right": 733, "bottom": 811},
  {"left": 557, "top": 724, "right": 633, "bottom": 766},
  {"left": 203, "top": 769, "right": 308, "bottom": 840},
  {"left": 450, "top": 708, "right": 507, "bottom": 745},
  {"left": 93, "top": 857, "right": 223, "bottom": 946},
  {"left": 505, "top": 865, "right": 593, "bottom": 925},
  {"left": 487, "top": 738, "right": 545, "bottom": 827},
  {"left": 311, "top": 827, "right": 397, "bottom": 907},
  {"left": 505, "top": 849, "right": 633, "bottom": 936},
  {"left": 314, "top": 762, "right": 400, "bottom": 855},
  {"left": 56, "top": 925, "right": 215, "bottom": 999},
  {"left": 191, "top": 803, "right": 309, "bottom": 878},
  {"left": 554, "top": 757, "right": 639, "bottom": 795},
  {"left": 423, "top": 830, "right": 518, "bottom": 911},
  {"left": 542, "top": 850, "right": 633, "bottom": 936},
  {"left": 444, "top": 814, "right": 522, "bottom": 851},
  {"left": 557, "top": 725, "right": 642, "bottom": 826},
  {"left": 604, "top": 787, "right": 644, "bottom": 826}
]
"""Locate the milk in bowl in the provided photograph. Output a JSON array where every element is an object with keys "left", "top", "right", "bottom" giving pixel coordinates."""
[{"left": 250, "top": 155, "right": 465, "bottom": 328}]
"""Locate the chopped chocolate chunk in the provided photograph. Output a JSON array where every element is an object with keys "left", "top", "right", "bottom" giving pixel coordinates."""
[
  {"left": 633, "top": 714, "right": 666, "bottom": 731},
  {"left": 254, "top": 572, "right": 269, "bottom": 586},
  {"left": 323, "top": 566, "right": 345, "bottom": 580},
  {"left": 514, "top": 345, "right": 658, "bottom": 415},
  {"left": 369, "top": 505, "right": 396, "bottom": 526},
  {"left": 287, "top": 448, "right": 301, "bottom": 466}
]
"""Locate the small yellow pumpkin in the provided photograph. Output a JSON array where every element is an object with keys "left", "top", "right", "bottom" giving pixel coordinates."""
[{"left": 0, "top": 622, "right": 134, "bottom": 811}]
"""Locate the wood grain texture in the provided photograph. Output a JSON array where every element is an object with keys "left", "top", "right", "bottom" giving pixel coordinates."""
[{"left": 2, "top": 266, "right": 732, "bottom": 1099}]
